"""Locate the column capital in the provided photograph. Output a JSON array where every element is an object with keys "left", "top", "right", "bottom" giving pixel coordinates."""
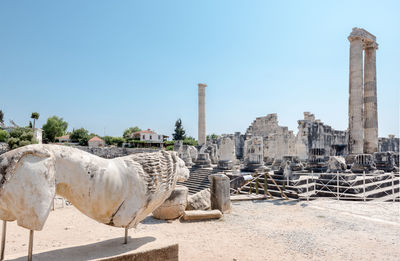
[
  {"left": 364, "top": 41, "right": 379, "bottom": 50},
  {"left": 198, "top": 83, "right": 207, "bottom": 88},
  {"left": 348, "top": 27, "right": 376, "bottom": 43},
  {"left": 348, "top": 35, "right": 364, "bottom": 42}
]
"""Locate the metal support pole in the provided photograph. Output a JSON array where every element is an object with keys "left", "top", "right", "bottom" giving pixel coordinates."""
[
  {"left": 363, "top": 171, "right": 366, "bottom": 201},
  {"left": 287, "top": 173, "right": 289, "bottom": 187},
  {"left": 264, "top": 174, "right": 267, "bottom": 195},
  {"left": 52, "top": 198, "right": 55, "bottom": 211},
  {"left": 1, "top": 221, "right": 6, "bottom": 261},
  {"left": 28, "top": 230, "right": 34, "bottom": 261},
  {"left": 392, "top": 172, "right": 395, "bottom": 202},
  {"left": 306, "top": 176, "right": 309, "bottom": 202},
  {"left": 124, "top": 228, "right": 128, "bottom": 244},
  {"left": 312, "top": 170, "right": 315, "bottom": 192},
  {"left": 255, "top": 179, "right": 259, "bottom": 195},
  {"left": 336, "top": 171, "right": 339, "bottom": 200}
]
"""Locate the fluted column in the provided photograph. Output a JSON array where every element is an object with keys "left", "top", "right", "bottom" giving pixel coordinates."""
[
  {"left": 363, "top": 42, "right": 378, "bottom": 153},
  {"left": 198, "top": 83, "right": 207, "bottom": 146},
  {"left": 348, "top": 34, "right": 364, "bottom": 154}
]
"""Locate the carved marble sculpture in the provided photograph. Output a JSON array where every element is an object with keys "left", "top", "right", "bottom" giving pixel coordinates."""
[{"left": 0, "top": 144, "right": 189, "bottom": 260}]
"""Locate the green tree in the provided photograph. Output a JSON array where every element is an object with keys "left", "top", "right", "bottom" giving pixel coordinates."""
[
  {"left": 0, "top": 110, "right": 4, "bottom": 124},
  {"left": 30, "top": 112, "right": 40, "bottom": 130},
  {"left": 70, "top": 128, "right": 89, "bottom": 145},
  {"left": 112, "top": 137, "right": 125, "bottom": 147},
  {"left": 172, "top": 118, "right": 186, "bottom": 141},
  {"left": 183, "top": 136, "right": 198, "bottom": 146},
  {"left": 0, "top": 129, "right": 9, "bottom": 142},
  {"left": 104, "top": 136, "right": 113, "bottom": 145},
  {"left": 123, "top": 126, "right": 141, "bottom": 139},
  {"left": 7, "top": 127, "right": 37, "bottom": 149},
  {"left": 42, "top": 116, "right": 68, "bottom": 142},
  {"left": 206, "top": 133, "right": 219, "bottom": 141},
  {"left": 104, "top": 136, "right": 125, "bottom": 147}
]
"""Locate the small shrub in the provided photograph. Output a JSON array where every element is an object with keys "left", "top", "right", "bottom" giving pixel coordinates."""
[
  {"left": 164, "top": 141, "right": 174, "bottom": 146},
  {"left": 7, "top": 127, "right": 37, "bottom": 149},
  {"left": 0, "top": 130, "right": 9, "bottom": 142},
  {"left": 183, "top": 137, "right": 198, "bottom": 146}
]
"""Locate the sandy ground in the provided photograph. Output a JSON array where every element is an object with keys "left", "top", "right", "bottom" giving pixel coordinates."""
[{"left": 3, "top": 198, "right": 400, "bottom": 261}]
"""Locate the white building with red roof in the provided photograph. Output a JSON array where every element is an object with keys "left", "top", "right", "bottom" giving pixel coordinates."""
[
  {"left": 88, "top": 136, "right": 105, "bottom": 148},
  {"left": 132, "top": 129, "right": 164, "bottom": 143},
  {"left": 55, "top": 135, "right": 71, "bottom": 143}
]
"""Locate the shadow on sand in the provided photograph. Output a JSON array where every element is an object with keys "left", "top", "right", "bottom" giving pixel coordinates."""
[
  {"left": 7, "top": 236, "right": 156, "bottom": 261},
  {"left": 252, "top": 198, "right": 301, "bottom": 206},
  {"left": 141, "top": 215, "right": 170, "bottom": 225}
]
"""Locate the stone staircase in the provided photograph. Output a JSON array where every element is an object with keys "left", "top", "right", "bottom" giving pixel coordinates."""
[
  {"left": 315, "top": 172, "right": 400, "bottom": 201},
  {"left": 234, "top": 171, "right": 400, "bottom": 202},
  {"left": 177, "top": 166, "right": 214, "bottom": 195}
]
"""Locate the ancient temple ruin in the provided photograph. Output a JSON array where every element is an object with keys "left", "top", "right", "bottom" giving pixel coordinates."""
[
  {"left": 348, "top": 27, "right": 379, "bottom": 154},
  {"left": 295, "top": 112, "right": 348, "bottom": 160},
  {"left": 245, "top": 113, "right": 296, "bottom": 162},
  {"left": 379, "top": 135, "right": 400, "bottom": 152},
  {"left": 244, "top": 112, "right": 349, "bottom": 162}
]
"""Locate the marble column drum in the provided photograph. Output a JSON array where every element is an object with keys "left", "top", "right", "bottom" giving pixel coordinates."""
[
  {"left": 348, "top": 35, "right": 364, "bottom": 154},
  {"left": 198, "top": 83, "right": 207, "bottom": 146},
  {"left": 363, "top": 43, "right": 378, "bottom": 153}
]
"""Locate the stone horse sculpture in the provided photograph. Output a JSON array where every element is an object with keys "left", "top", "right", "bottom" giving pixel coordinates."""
[{"left": 0, "top": 144, "right": 189, "bottom": 260}]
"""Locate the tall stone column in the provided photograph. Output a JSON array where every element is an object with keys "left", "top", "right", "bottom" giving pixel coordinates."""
[
  {"left": 198, "top": 83, "right": 207, "bottom": 146},
  {"left": 348, "top": 33, "right": 364, "bottom": 154},
  {"left": 363, "top": 42, "right": 378, "bottom": 153}
]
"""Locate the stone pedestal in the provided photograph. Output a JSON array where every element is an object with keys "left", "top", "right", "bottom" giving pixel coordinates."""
[
  {"left": 194, "top": 153, "right": 212, "bottom": 168},
  {"left": 351, "top": 154, "right": 376, "bottom": 173},
  {"left": 152, "top": 186, "right": 188, "bottom": 220},
  {"left": 218, "top": 136, "right": 235, "bottom": 170},
  {"left": 243, "top": 136, "right": 264, "bottom": 171},
  {"left": 208, "top": 174, "right": 231, "bottom": 213},
  {"left": 217, "top": 160, "right": 233, "bottom": 170}
]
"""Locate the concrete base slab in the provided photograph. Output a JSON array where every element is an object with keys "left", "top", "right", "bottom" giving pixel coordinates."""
[{"left": 5, "top": 238, "right": 178, "bottom": 261}]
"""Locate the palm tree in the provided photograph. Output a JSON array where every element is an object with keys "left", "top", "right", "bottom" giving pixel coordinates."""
[{"left": 31, "top": 112, "right": 40, "bottom": 130}]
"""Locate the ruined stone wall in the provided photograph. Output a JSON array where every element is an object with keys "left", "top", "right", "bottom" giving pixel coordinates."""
[
  {"left": 295, "top": 112, "right": 348, "bottom": 160},
  {"left": 218, "top": 133, "right": 244, "bottom": 160},
  {"left": 0, "top": 143, "right": 159, "bottom": 157},
  {"left": 173, "top": 141, "right": 198, "bottom": 166},
  {"left": 379, "top": 135, "right": 399, "bottom": 152},
  {"left": 245, "top": 112, "right": 348, "bottom": 161},
  {"left": 217, "top": 135, "right": 236, "bottom": 162},
  {"left": 243, "top": 136, "right": 264, "bottom": 165},
  {"left": 245, "top": 113, "right": 296, "bottom": 161},
  {"left": 74, "top": 146, "right": 161, "bottom": 158}
]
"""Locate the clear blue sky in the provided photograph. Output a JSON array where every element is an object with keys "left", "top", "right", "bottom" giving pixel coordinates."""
[{"left": 1, "top": 0, "right": 399, "bottom": 139}]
